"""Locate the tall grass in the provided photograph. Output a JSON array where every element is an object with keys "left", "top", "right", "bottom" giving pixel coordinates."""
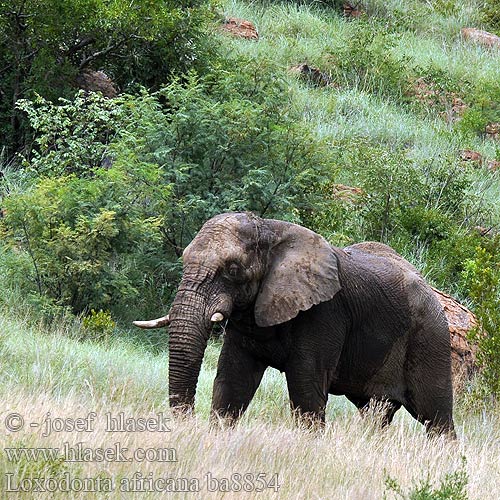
[
  {"left": 220, "top": 0, "right": 499, "bottom": 201},
  {"left": 1, "top": 317, "right": 499, "bottom": 499}
]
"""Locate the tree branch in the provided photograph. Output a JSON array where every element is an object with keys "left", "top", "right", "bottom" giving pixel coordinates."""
[
  {"left": 65, "top": 37, "right": 96, "bottom": 59},
  {"left": 78, "top": 36, "right": 131, "bottom": 70}
]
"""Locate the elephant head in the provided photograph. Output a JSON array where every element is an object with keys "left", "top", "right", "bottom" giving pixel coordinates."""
[{"left": 133, "top": 212, "right": 341, "bottom": 413}]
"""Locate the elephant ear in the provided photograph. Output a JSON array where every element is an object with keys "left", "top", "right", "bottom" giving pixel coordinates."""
[{"left": 255, "top": 221, "right": 341, "bottom": 327}]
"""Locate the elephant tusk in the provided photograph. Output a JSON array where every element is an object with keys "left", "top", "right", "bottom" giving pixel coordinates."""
[
  {"left": 211, "top": 312, "right": 224, "bottom": 323},
  {"left": 132, "top": 315, "right": 170, "bottom": 329}
]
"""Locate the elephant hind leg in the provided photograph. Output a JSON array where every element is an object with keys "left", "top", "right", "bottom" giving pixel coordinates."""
[
  {"left": 404, "top": 358, "right": 455, "bottom": 438},
  {"left": 404, "top": 354, "right": 455, "bottom": 437},
  {"left": 347, "top": 396, "right": 401, "bottom": 428},
  {"left": 404, "top": 399, "right": 455, "bottom": 438},
  {"left": 405, "top": 287, "right": 456, "bottom": 438}
]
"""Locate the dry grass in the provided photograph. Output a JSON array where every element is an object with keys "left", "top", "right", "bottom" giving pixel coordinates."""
[
  {"left": 1, "top": 310, "right": 499, "bottom": 499},
  {"left": 1, "top": 360, "right": 499, "bottom": 499}
]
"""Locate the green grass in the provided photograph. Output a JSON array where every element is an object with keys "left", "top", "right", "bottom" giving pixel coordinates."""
[
  {"left": 221, "top": 1, "right": 499, "bottom": 150},
  {"left": 217, "top": 0, "right": 500, "bottom": 294}
]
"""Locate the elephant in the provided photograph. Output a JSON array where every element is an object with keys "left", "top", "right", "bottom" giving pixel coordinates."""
[{"left": 134, "top": 212, "right": 455, "bottom": 436}]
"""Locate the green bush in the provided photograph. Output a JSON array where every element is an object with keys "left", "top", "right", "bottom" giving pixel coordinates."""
[
  {"left": 81, "top": 309, "right": 116, "bottom": 342},
  {"left": 326, "top": 21, "right": 412, "bottom": 99},
  {"left": 400, "top": 206, "right": 452, "bottom": 243},
  {"left": 458, "top": 79, "right": 500, "bottom": 138},
  {"left": 334, "top": 146, "right": 471, "bottom": 243},
  {"left": 0, "top": 0, "right": 217, "bottom": 155},
  {"left": 384, "top": 460, "right": 469, "bottom": 500},
  {"left": 462, "top": 236, "right": 500, "bottom": 398},
  {"left": 112, "top": 64, "right": 337, "bottom": 253},
  {"left": 1, "top": 61, "right": 337, "bottom": 320},
  {"left": 1, "top": 171, "right": 165, "bottom": 317},
  {"left": 16, "top": 92, "right": 129, "bottom": 177},
  {"left": 481, "top": 0, "right": 500, "bottom": 35}
]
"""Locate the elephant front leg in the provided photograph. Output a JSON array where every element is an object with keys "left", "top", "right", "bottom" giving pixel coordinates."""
[
  {"left": 285, "top": 368, "right": 330, "bottom": 427},
  {"left": 211, "top": 335, "right": 266, "bottom": 426}
]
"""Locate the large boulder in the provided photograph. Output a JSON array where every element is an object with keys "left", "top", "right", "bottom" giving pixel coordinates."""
[
  {"left": 343, "top": 2, "right": 364, "bottom": 18},
  {"left": 289, "top": 63, "right": 334, "bottom": 87},
  {"left": 221, "top": 18, "right": 259, "bottom": 40},
  {"left": 460, "top": 149, "right": 483, "bottom": 166},
  {"left": 76, "top": 70, "right": 118, "bottom": 98},
  {"left": 461, "top": 28, "right": 500, "bottom": 49},
  {"left": 432, "top": 287, "right": 478, "bottom": 391}
]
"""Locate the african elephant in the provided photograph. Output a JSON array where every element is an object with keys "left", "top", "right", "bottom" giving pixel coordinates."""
[{"left": 134, "top": 212, "right": 455, "bottom": 436}]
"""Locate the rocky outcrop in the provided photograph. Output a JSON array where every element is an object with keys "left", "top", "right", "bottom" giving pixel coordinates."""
[
  {"left": 76, "top": 70, "right": 118, "bottom": 98},
  {"left": 290, "top": 63, "right": 334, "bottom": 87},
  {"left": 343, "top": 2, "right": 364, "bottom": 18},
  {"left": 485, "top": 122, "right": 500, "bottom": 140},
  {"left": 221, "top": 18, "right": 258, "bottom": 40},
  {"left": 461, "top": 28, "right": 500, "bottom": 49},
  {"left": 460, "top": 149, "right": 483, "bottom": 165},
  {"left": 432, "top": 287, "right": 478, "bottom": 391}
]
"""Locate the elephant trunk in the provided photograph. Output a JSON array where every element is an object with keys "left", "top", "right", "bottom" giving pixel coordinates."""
[{"left": 167, "top": 277, "right": 231, "bottom": 414}]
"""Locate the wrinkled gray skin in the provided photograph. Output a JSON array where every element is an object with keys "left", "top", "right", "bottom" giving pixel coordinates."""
[{"left": 136, "top": 212, "right": 455, "bottom": 436}]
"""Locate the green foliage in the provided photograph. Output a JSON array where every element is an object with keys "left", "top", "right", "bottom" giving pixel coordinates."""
[
  {"left": 462, "top": 236, "right": 500, "bottom": 397},
  {"left": 81, "top": 309, "right": 116, "bottom": 342},
  {"left": 0, "top": 0, "right": 217, "bottom": 154},
  {"left": 384, "top": 458, "right": 469, "bottom": 500},
  {"left": 326, "top": 145, "right": 471, "bottom": 243},
  {"left": 16, "top": 92, "right": 128, "bottom": 177},
  {"left": 114, "top": 64, "right": 336, "bottom": 253},
  {"left": 326, "top": 21, "right": 412, "bottom": 99},
  {"left": 1, "top": 167, "right": 166, "bottom": 317},
  {"left": 426, "top": 231, "right": 483, "bottom": 291},
  {"left": 481, "top": 0, "right": 500, "bottom": 35},
  {"left": 1, "top": 61, "right": 336, "bottom": 319},
  {"left": 458, "top": 79, "right": 500, "bottom": 137}
]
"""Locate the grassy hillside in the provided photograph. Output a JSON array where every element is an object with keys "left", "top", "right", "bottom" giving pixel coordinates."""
[
  {"left": 219, "top": 0, "right": 500, "bottom": 226},
  {"left": 1, "top": 0, "right": 500, "bottom": 498}
]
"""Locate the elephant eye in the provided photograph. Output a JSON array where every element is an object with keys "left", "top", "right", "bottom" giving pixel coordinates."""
[{"left": 227, "top": 262, "right": 240, "bottom": 277}]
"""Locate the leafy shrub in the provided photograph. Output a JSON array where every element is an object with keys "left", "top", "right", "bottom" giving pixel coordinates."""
[
  {"left": 1, "top": 171, "right": 165, "bottom": 316},
  {"left": 481, "top": 0, "right": 500, "bottom": 35},
  {"left": 326, "top": 21, "right": 412, "bottom": 99},
  {"left": 384, "top": 458, "right": 469, "bottom": 500},
  {"left": 462, "top": 236, "right": 500, "bottom": 398},
  {"left": 456, "top": 78, "right": 500, "bottom": 138},
  {"left": 82, "top": 309, "right": 116, "bottom": 342},
  {"left": 0, "top": 0, "right": 217, "bottom": 154},
  {"left": 333, "top": 145, "right": 472, "bottom": 243},
  {"left": 400, "top": 206, "right": 452, "bottom": 243},
  {"left": 16, "top": 92, "right": 128, "bottom": 177},
  {"left": 1, "top": 60, "right": 336, "bottom": 320},
  {"left": 426, "top": 231, "right": 482, "bottom": 291},
  {"left": 113, "top": 64, "right": 336, "bottom": 254}
]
